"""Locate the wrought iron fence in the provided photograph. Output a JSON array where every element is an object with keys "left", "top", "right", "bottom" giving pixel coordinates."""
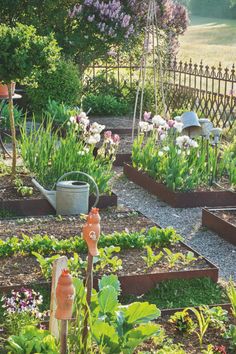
[{"left": 86, "top": 56, "right": 236, "bottom": 128}]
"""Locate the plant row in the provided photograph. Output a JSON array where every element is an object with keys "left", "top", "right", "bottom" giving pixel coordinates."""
[{"left": 0, "top": 227, "right": 182, "bottom": 258}]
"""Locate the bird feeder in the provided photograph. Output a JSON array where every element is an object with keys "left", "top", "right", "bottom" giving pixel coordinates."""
[{"left": 181, "top": 111, "right": 202, "bottom": 137}]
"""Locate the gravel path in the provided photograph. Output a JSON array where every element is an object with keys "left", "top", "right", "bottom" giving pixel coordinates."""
[{"left": 113, "top": 167, "right": 236, "bottom": 282}]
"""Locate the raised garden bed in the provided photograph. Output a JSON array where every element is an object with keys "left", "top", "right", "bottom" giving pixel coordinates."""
[
  {"left": 0, "top": 193, "right": 118, "bottom": 217},
  {"left": 0, "top": 277, "right": 233, "bottom": 354},
  {"left": 0, "top": 174, "right": 117, "bottom": 217},
  {"left": 202, "top": 207, "right": 236, "bottom": 246},
  {"left": 124, "top": 164, "right": 236, "bottom": 208},
  {"left": 0, "top": 209, "right": 219, "bottom": 295},
  {"left": 0, "top": 242, "right": 219, "bottom": 295}
]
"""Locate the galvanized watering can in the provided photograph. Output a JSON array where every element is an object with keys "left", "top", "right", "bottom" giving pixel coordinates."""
[{"left": 32, "top": 171, "right": 99, "bottom": 216}]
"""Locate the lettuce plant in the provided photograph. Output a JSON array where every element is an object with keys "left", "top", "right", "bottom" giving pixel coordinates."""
[
  {"left": 69, "top": 274, "right": 161, "bottom": 353},
  {"left": 6, "top": 326, "right": 59, "bottom": 354}
]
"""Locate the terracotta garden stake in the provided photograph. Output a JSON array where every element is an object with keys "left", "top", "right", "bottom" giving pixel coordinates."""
[
  {"left": 82, "top": 208, "right": 101, "bottom": 349},
  {"left": 55, "top": 269, "right": 75, "bottom": 354}
]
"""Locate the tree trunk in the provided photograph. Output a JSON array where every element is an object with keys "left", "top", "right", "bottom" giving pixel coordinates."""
[{"left": 7, "top": 83, "right": 17, "bottom": 176}]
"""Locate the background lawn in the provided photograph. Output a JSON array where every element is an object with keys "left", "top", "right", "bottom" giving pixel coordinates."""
[{"left": 178, "top": 16, "right": 236, "bottom": 68}]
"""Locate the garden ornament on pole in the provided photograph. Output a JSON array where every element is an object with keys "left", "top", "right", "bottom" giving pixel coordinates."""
[
  {"left": 199, "top": 118, "right": 213, "bottom": 138},
  {"left": 32, "top": 171, "right": 99, "bottom": 216},
  {"left": 211, "top": 128, "right": 222, "bottom": 183},
  {"left": 181, "top": 111, "right": 202, "bottom": 137},
  {"left": 199, "top": 118, "right": 214, "bottom": 174},
  {"left": 55, "top": 269, "right": 75, "bottom": 354},
  {"left": 82, "top": 208, "right": 101, "bottom": 347}
]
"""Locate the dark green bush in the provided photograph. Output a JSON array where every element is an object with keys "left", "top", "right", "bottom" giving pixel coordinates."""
[
  {"left": 0, "top": 103, "right": 23, "bottom": 129},
  {"left": 83, "top": 93, "right": 130, "bottom": 116},
  {"left": 26, "top": 59, "right": 82, "bottom": 113}
]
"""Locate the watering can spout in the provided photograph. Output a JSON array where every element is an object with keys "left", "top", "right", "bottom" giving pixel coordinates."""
[{"left": 32, "top": 178, "right": 56, "bottom": 209}]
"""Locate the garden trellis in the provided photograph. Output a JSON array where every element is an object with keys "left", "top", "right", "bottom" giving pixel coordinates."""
[{"left": 132, "top": 0, "right": 168, "bottom": 140}]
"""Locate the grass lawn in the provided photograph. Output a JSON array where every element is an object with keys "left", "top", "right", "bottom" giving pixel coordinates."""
[{"left": 178, "top": 16, "right": 236, "bottom": 68}]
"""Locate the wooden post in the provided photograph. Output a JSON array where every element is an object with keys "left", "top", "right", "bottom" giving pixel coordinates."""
[
  {"left": 7, "top": 83, "right": 16, "bottom": 176},
  {"left": 60, "top": 320, "right": 68, "bottom": 354},
  {"left": 82, "top": 252, "right": 93, "bottom": 350},
  {"left": 49, "top": 256, "right": 68, "bottom": 340}
]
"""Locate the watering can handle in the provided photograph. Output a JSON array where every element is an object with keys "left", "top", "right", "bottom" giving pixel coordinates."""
[{"left": 56, "top": 171, "right": 99, "bottom": 208}]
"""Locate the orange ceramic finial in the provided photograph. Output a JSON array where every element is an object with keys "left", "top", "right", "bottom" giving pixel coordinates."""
[
  {"left": 55, "top": 269, "right": 75, "bottom": 320},
  {"left": 83, "top": 208, "right": 101, "bottom": 256}
]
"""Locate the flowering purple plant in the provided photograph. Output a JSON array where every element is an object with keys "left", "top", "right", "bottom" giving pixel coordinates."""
[
  {"left": 69, "top": 0, "right": 188, "bottom": 66},
  {"left": 2, "top": 288, "right": 43, "bottom": 316}
]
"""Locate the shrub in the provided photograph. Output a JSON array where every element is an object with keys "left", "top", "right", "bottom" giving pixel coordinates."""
[
  {"left": 43, "top": 99, "right": 80, "bottom": 125},
  {"left": 26, "top": 59, "right": 82, "bottom": 113},
  {"left": 0, "top": 22, "right": 60, "bottom": 175},
  {"left": 83, "top": 93, "right": 130, "bottom": 116},
  {"left": 0, "top": 103, "right": 23, "bottom": 130}
]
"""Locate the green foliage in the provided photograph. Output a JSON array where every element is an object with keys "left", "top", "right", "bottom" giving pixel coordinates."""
[
  {"left": 26, "top": 60, "right": 82, "bottom": 113},
  {"left": 227, "top": 280, "right": 236, "bottom": 318},
  {"left": 148, "top": 227, "right": 183, "bottom": 247},
  {"left": 0, "top": 102, "right": 23, "bottom": 129},
  {"left": 95, "top": 246, "right": 123, "bottom": 273},
  {"left": 69, "top": 274, "right": 161, "bottom": 353},
  {"left": 4, "top": 312, "right": 40, "bottom": 338},
  {"left": 142, "top": 246, "right": 164, "bottom": 269},
  {"left": 13, "top": 176, "right": 33, "bottom": 197},
  {"left": 169, "top": 310, "right": 195, "bottom": 334},
  {"left": 0, "top": 228, "right": 181, "bottom": 258},
  {"left": 156, "top": 344, "right": 187, "bottom": 354},
  {"left": 0, "top": 23, "right": 60, "bottom": 85},
  {"left": 122, "top": 278, "right": 227, "bottom": 310},
  {"left": 184, "top": 307, "right": 211, "bottom": 348},
  {"left": 67, "top": 253, "right": 87, "bottom": 278},
  {"left": 224, "top": 324, "right": 236, "bottom": 350},
  {"left": 32, "top": 252, "right": 61, "bottom": 281},
  {"left": 83, "top": 93, "right": 130, "bottom": 117},
  {"left": 6, "top": 325, "right": 59, "bottom": 353},
  {"left": 43, "top": 99, "right": 80, "bottom": 125},
  {"left": 20, "top": 119, "right": 114, "bottom": 193},
  {"left": 163, "top": 248, "right": 184, "bottom": 268},
  {"left": 132, "top": 126, "right": 233, "bottom": 192},
  {"left": 181, "top": 251, "right": 198, "bottom": 266},
  {"left": 203, "top": 306, "right": 228, "bottom": 330}
]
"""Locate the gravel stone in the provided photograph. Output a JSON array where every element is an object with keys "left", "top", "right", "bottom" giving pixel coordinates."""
[{"left": 113, "top": 167, "right": 236, "bottom": 282}]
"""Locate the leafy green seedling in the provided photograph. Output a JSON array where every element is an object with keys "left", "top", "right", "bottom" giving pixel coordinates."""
[
  {"left": 164, "top": 248, "right": 183, "bottom": 268},
  {"left": 142, "top": 246, "right": 164, "bottom": 269},
  {"left": 95, "top": 246, "right": 122, "bottom": 273}
]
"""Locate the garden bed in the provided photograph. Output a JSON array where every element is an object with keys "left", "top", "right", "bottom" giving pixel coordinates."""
[
  {"left": 202, "top": 207, "right": 236, "bottom": 246},
  {"left": 0, "top": 174, "right": 117, "bottom": 217},
  {"left": 0, "top": 208, "right": 219, "bottom": 294},
  {"left": 0, "top": 244, "right": 219, "bottom": 295},
  {"left": 124, "top": 164, "right": 236, "bottom": 208}
]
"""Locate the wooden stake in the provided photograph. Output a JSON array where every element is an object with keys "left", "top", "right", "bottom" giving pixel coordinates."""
[
  {"left": 82, "top": 252, "right": 93, "bottom": 350},
  {"left": 7, "top": 83, "right": 16, "bottom": 176},
  {"left": 60, "top": 320, "right": 68, "bottom": 354}
]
